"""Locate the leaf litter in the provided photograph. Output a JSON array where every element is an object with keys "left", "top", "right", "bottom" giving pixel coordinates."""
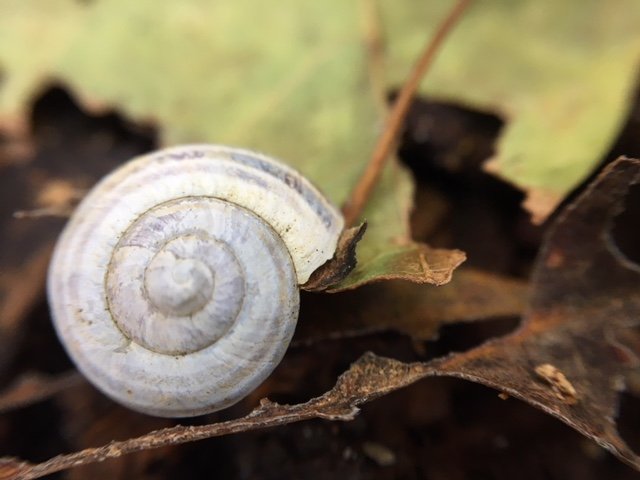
[
  {"left": 3, "top": 157, "right": 639, "bottom": 478},
  {"left": 425, "top": 157, "right": 640, "bottom": 469},
  {"left": 1, "top": 1, "right": 640, "bottom": 478}
]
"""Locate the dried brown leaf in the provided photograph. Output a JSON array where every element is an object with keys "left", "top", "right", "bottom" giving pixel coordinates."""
[
  {"left": 298, "top": 267, "right": 527, "bottom": 344},
  {"left": 426, "top": 157, "right": 640, "bottom": 470},
  {"left": 4, "top": 158, "right": 638, "bottom": 478},
  {"left": 302, "top": 224, "right": 367, "bottom": 292}
]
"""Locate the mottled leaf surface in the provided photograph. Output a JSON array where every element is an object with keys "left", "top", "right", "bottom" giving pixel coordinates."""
[
  {"left": 0, "top": 0, "right": 463, "bottom": 294},
  {"left": 427, "top": 157, "right": 640, "bottom": 469},
  {"left": 382, "top": 0, "right": 640, "bottom": 221}
]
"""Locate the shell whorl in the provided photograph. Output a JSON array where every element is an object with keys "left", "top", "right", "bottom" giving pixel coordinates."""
[{"left": 47, "top": 145, "right": 344, "bottom": 417}]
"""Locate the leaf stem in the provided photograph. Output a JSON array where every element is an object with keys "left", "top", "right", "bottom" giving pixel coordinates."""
[{"left": 342, "top": 0, "right": 474, "bottom": 226}]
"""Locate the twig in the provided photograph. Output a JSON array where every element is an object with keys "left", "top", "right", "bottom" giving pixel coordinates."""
[
  {"left": 342, "top": 0, "right": 474, "bottom": 226},
  {"left": 0, "top": 353, "right": 428, "bottom": 480}
]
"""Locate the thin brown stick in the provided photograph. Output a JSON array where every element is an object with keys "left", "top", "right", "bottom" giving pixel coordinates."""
[
  {"left": 1, "top": 353, "right": 430, "bottom": 480},
  {"left": 342, "top": 0, "right": 474, "bottom": 226}
]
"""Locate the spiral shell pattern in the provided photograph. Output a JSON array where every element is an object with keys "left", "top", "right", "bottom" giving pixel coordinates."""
[{"left": 47, "top": 145, "right": 344, "bottom": 417}]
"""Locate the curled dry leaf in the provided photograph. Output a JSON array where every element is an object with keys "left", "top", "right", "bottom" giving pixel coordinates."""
[
  {"left": 23, "top": 156, "right": 640, "bottom": 477},
  {"left": 426, "top": 157, "right": 640, "bottom": 469},
  {"left": 3, "top": 158, "right": 638, "bottom": 477},
  {"left": 302, "top": 224, "right": 367, "bottom": 292},
  {"left": 8, "top": 157, "right": 639, "bottom": 477}
]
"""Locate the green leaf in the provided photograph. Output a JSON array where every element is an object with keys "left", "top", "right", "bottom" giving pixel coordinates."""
[
  {"left": 382, "top": 0, "right": 640, "bottom": 221},
  {"left": 1, "top": 0, "right": 383, "bottom": 203},
  {"left": 333, "top": 159, "right": 465, "bottom": 291},
  {"left": 0, "top": 0, "right": 464, "bottom": 287}
]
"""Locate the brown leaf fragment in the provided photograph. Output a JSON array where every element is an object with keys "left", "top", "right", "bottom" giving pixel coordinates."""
[
  {"left": 424, "top": 157, "right": 640, "bottom": 470},
  {"left": 298, "top": 267, "right": 527, "bottom": 344},
  {"left": 361, "top": 441, "right": 396, "bottom": 467},
  {"left": 534, "top": 363, "right": 578, "bottom": 405},
  {"left": 4, "top": 152, "right": 636, "bottom": 475},
  {"left": 0, "top": 371, "right": 82, "bottom": 414},
  {"left": 302, "top": 223, "right": 367, "bottom": 292},
  {"left": 0, "top": 458, "right": 29, "bottom": 480},
  {"left": 0, "top": 353, "right": 427, "bottom": 480}
]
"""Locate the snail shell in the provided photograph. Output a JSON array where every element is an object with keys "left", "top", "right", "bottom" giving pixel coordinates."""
[{"left": 47, "top": 144, "right": 343, "bottom": 417}]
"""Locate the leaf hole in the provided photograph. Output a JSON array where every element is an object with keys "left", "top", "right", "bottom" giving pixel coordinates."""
[
  {"left": 394, "top": 96, "right": 504, "bottom": 177},
  {"left": 609, "top": 184, "right": 640, "bottom": 267},
  {"left": 30, "top": 84, "right": 158, "bottom": 178},
  {"left": 397, "top": 97, "right": 542, "bottom": 277}
]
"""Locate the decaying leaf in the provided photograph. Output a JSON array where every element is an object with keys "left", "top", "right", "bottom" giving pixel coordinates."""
[
  {"left": 335, "top": 242, "right": 466, "bottom": 291},
  {"left": 426, "top": 157, "right": 640, "bottom": 469},
  {"left": 6, "top": 157, "right": 638, "bottom": 477},
  {"left": 302, "top": 224, "right": 367, "bottom": 292},
  {"left": 298, "top": 267, "right": 527, "bottom": 343}
]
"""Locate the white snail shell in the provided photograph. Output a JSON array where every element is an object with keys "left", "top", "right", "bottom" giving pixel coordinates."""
[{"left": 47, "top": 144, "right": 344, "bottom": 417}]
